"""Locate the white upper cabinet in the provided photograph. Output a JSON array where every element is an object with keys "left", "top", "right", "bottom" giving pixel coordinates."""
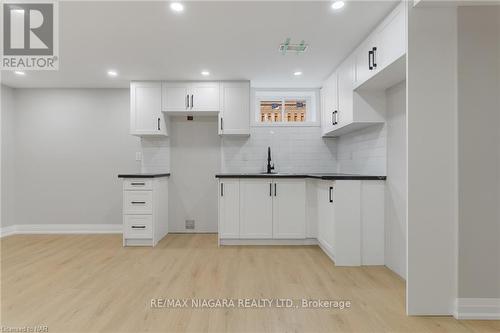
[
  {"left": 218, "top": 81, "right": 250, "bottom": 136},
  {"left": 161, "top": 82, "right": 190, "bottom": 111},
  {"left": 336, "top": 58, "right": 355, "bottom": 128},
  {"left": 320, "top": 72, "right": 338, "bottom": 135},
  {"left": 354, "top": 1, "right": 406, "bottom": 89},
  {"left": 189, "top": 82, "right": 220, "bottom": 112},
  {"left": 130, "top": 81, "right": 167, "bottom": 136},
  {"left": 162, "top": 81, "right": 220, "bottom": 113},
  {"left": 354, "top": 37, "right": 379, "bottom": 86},
  {"left": 272, "top": 179, "right": 306, "bottom": 239},
  {"left": 375, "top": 1, "right": 406, "bottom": 71},
  {"left": 321, "top": 1, "right": 406, "bottom": 137}
]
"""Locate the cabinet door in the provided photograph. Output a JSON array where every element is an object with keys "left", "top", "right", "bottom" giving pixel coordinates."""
[
  {"left": 337, "top": 57, "right": 355, "bottom": 127},
  {"left": 162, "top": 82, "right": 189, "bottom": 111},
  {"left": 354, "top": 36, "right": 378, "bottom": 87},
  {"left": 130, "top": 82, "right": 166, "bottom": 136},
  {"left": 219, "top": 82, "right": 250, "bottom": 135},
  {"left": 272, "top": 179, "right": 306, "bottom": 239},
  {"left": 377, "top": 2, "right": 406, "bottom": 70},
  {"left": 189, "top": 82, "right": 220, "bottom": 112},
  {"left": 218, "top": 179, "right": 240, "bottom": 238},
  {"left": 317, "top": 181, "right": 334, "bottom": 254},
  {"left": 321, "top": 72, "right": 338, "bottom": 135},
  {"left": 240, "top": 179, "right": 273, "bottom": 239}
]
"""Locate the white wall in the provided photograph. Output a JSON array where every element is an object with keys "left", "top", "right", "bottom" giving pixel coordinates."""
[
  {"left": 3, "top": 88, "right": 140, "bottom": 226},
  {"left": 407, "top": 5, "right": 458, "bottom": 315},
  {"left": 336, "top": 124, "right": 387, "bottom": 175},
  {"left": 168, "top": 116, "right": 220, "bottom": 232},
  {"left": 221, "top": 126, "right": 337, "bottom": 173},
  {"left": 457, "top": 6, "right": 500, "bottom": 299},
  {"left": 1, "top": 85, "right": 15, "bottom": 227},
  {"left": 384, "top": 81, "right": 406, "bottom": 279}
]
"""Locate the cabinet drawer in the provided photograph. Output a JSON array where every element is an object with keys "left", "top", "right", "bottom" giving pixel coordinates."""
[
  {"left": 123, "top": 191, "right": 153, "bottom": 214},
  {"left": 124, "top": 215, "right": 153, "bottom": 239},
  {"left": 123, "top": 179, "right": 153, "bottom": 190}
]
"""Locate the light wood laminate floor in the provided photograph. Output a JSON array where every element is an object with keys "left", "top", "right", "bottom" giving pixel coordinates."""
[{"left": 1, "top": 234, "right": 498, "bottom": 333}]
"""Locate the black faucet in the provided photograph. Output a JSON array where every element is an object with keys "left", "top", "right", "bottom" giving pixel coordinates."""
[{"left": 267, "top": 146, "right": 275, "bottom": 174}]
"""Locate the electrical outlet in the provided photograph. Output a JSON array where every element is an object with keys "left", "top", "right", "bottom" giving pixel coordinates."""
[{"left": 135, "top": 152, "right": 142, "bottom": 161}]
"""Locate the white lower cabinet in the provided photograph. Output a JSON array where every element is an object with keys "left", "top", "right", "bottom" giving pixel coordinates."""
[
  {"left": 217, "top": 177, "right": 384, "bottom": 267},
  {"left": 218, "top": 179, "right": 240, "bottom": 239},
  {"left": 218, "top": 178, "right": 306, "bottom": 240},
  {"left": 240, "top": 179, "right": 273, "bottom": 239},
  {"left": 121, "top": 177, "right": 168, "bottom": 246},
  {"left": 316, "top": 179, "right": 384, "bottom": 266},
  {"left": 272, "top": 179, "right": 306, "bottom": 239}
]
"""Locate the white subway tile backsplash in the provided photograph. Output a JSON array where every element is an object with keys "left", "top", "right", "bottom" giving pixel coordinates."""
[
  {"left": 221, "top": 126, "right": 338, "bottom": 173},
  {"left": 141, "top": 122, "right": 387, "bottom": 176}
]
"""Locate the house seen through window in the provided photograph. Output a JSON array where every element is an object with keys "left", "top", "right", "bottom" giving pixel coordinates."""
[{"left": 255, "top": 90, "right": 317, "bottom": 125}]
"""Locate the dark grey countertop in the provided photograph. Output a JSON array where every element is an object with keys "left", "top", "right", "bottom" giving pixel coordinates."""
[
  {"left": 118, "top": 173, "right": 170, "bottom": 178},
  {"left": 215, "top": 173, "right": 386, "bottom": 180}
]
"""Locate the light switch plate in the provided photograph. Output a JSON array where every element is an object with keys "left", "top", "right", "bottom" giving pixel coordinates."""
[{"left": 135, "top": 152, "right": 142, "bottom": 161}]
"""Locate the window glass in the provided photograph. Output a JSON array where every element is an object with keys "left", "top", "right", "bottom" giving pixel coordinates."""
[
  {"left": 284, "top": 99, "right": 306, "bottom": 122},
  {"left": 260, "top": 100, "right": 282, "bottom": 122}
]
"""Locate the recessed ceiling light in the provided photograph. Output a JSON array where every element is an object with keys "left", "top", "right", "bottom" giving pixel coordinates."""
[
  {"left": 14, "top": 71, "right": 26, "bottom": 76},
  {"left": 331, "top": 1, "right": 345, "bottom": 10},
  {"left": 293, "top": 71, "right": 303, "bottom": 76},
  {"left": 201, "top": 71, "right": 210, "bottom": 76},
  {"left": 107, "top": 70, "right": 118, "bottom": 77},
  {"left": 170, "top": 2, "right": 184, "bottom": 12}
]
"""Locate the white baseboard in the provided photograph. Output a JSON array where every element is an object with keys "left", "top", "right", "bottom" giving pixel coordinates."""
[
  {"left": 220, "top": 238, "right": 318, "bottom": 246},
  {"left": 454, "top": 298, "right": 500, "bottom": 320},
  {"left": 0, "top": 225, "right": 17, "bottom": 238},
  {"left": 0, "top": 224, "right": 122, "bottom": 237}
]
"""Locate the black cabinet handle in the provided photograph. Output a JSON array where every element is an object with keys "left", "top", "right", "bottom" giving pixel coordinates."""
[
  {"left": 329, "top": 186, "right": 333, "bottom": 203},
  {"left": 131, "top": 225, "right": 146, "bottom": 229},
  {"left": 186, "top": 94, "right": 189, "bottom": 108},
  {"left": 221, "top": 183, "right": 224, "bottom": 197},
  {"left": 332, "top": 111, "right": 335, "bottom": 125},
  {"left": 372, "top": 47, "right": 377, "bottom": 68},
  {"left": 269, "top": 183, "right": 272, "bottom": 196},
  {"left": 131, "top": 201, "right": 146, "bottom": 204},
  {"left": 368, "top": 50, "right": 374, "bottom": 70},
  {"left": 131, "top": 182, "right": 145, "bottom": 186},
  {"left": 157, "top": 117, "right": 160, "bottom": 131},
  {"left": 274, "top": 183, "right": 277, "bottom": 196},
  {"left": 220, "top": 117, "right": 223, "bottom": 131},
  {"left": 190, "top": 95, "right": 194, "bottom": 108}
]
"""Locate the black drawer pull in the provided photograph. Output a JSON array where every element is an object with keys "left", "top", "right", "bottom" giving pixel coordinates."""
[
  {"left": 131, "top": 225, "right": 146, "bottom": 229},
  {"left": 329, "top": 186, "right": 333, "bottom": 203},
  {"left": 131, "top": 201, "right": 146, "bottom": 204},
  {"left": 131, "top": 182, "right": 145, "bottom": 186}
]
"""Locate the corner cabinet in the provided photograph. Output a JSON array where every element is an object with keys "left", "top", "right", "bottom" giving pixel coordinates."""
[
  {"left": 218, "top": 81, "right": 250, "bottom": 136},
  {"left": 130, "top": 82, "right": 167, "bottom": 136}
]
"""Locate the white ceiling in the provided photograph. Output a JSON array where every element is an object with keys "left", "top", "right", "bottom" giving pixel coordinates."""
[{"left": 0, "top": 1, "right": 398, "bottom": 88}]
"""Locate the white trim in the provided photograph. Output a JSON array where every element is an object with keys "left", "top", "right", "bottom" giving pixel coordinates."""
[
  {"left": 0, "top": 224, "right": 122, "bottom": 237},
  {"left": 454, "top": 298, "right": 500, "bottom": 320},
  {"left": 220, "top": 238, "right": 317, "bottom": 246},
  {"left": 0, "top": 225, "right": 17, "bottom": 238}
]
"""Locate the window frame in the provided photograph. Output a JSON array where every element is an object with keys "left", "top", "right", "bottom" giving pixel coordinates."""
[{"left": 251, "top": 89, "right": 320, "bottom": 127}]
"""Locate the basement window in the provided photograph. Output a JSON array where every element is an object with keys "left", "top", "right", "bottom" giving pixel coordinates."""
[{"left": 254, "top": 90, "right": 318, "bottom": 126}]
